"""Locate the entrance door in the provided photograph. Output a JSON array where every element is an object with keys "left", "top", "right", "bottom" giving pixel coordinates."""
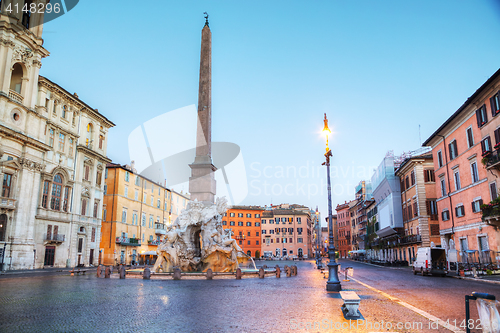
[
  {"left": 298, "top": 248, "right": 303, "bottom": 258},
  {"left": 89, "top": 249, "right": 94, "bottom": 266},
  {"left": 283, "top": 248, "right": 287, "bottom": 256},
  {"left": 44, "top": 246, "right": 55, "bottom": 266}
]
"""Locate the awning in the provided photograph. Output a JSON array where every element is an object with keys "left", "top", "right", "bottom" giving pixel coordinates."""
[
  {"left": 139, "top": 251, "right": 158, "bottom": 256},
  {"left": 376, "top": 226, "right": 398, "bottom": 238}
]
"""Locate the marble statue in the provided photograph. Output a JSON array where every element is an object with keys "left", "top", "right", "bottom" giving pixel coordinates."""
[{"left": 153, "top": 197, "right": 251, "bottom": 273}]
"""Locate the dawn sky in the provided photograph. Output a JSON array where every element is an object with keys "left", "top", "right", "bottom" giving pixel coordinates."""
[{"left": 39, "top": 0, "right": 500, "bottom": 224}]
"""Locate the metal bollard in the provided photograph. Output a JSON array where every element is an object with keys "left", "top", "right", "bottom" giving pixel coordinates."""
[{"left": 465, "top": 292, "right": 496, "bottom": 333}]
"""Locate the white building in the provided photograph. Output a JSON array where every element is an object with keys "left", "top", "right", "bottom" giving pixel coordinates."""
[{"left": 0, "top": 2, "right": 114, "bottom": 270}]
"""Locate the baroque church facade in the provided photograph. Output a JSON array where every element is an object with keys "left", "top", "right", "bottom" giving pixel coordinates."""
[{"left": 0, "top": 1, "right": 114, "bottom": 270}]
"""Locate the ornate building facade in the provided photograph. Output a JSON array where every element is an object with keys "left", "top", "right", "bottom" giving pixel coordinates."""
[{"left": 0, "top": 2, "right": 114, "bottom": 270}]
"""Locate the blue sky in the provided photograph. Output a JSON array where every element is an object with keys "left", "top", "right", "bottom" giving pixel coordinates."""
[{"left": 40, "top": 0, "right": 500, "bottom": 225}]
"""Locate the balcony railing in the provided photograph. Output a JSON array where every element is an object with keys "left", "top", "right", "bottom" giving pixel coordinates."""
[
  {"left": 155, "top": 223, "right": 166, "bottom": 235},
  {"left": 148, "top": 239, "right": 161, "bottom": 246},
  {"left": 9, "top": 90, "right": 23, "bottom": 103},
  {"left": 44, "top": 234, "right": 65, "bottom": 243},
  {"left": 116, "top": 237, "right": 141, "bottom": 246},
  {"left": 0, "top": 197, "right": 16, "bottom": 210},
  {"left": 400, "top": 234, "right": 422, "bottom": 245},
  {"left": 484, "top": 149, "right": 500, "bottom": 170},
  {"left": 482, "top": 203, "right": 500, "bottom": 226}
]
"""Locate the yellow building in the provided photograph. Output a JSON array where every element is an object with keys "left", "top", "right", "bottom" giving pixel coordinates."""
[{"left": 100, "top": 162, "right": 189, "bottom": 265}]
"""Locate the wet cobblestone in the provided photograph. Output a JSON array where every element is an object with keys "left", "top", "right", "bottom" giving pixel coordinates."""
[{"left": 0, "top": 260, "right": 454, "bottom": 332}]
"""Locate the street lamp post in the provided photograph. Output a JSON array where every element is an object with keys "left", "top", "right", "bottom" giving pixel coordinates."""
[
  {"left": 315, "top": 209, "right": 322, "bottom": 269},
  {"left": 322, "top": 113, "right": 341, "bottom": 291}
]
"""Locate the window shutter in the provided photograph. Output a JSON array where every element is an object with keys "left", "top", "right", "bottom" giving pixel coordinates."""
[
  {"left": 453, "top": 141, "right": 458, "bottom": 156},
  {"left": 441, "top": 211, "right": 445, "bottom": 220},
  {"left": 424, "top": 170, "right": 428, "bottom": 183},
  {"left": 471, "top": 201, "right": 476, "bottom": 213},
  {"left": 479, "top": 199, "right": 483, "bottom": 207},
  {"left": 455, "top": 207, "right": 458, "bottom": 217},
  {"left": 476, "top": 109, "right": 482, "bottom": 127},
  {"left": 448, "top": 143, "right": 453, "bottom": 159},
  {"left": 481, "top": 139, "right": 486, "bottom": 154},
  {"left": 461, "top": 206, "right": 465, "bottom": 216},
  {"left": 491, "top": 97, "right": 497, "bottom": 117}
]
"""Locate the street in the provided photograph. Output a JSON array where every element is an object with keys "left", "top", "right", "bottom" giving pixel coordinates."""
[{"left": 0, "top": 259, "right": 497, "bottom": 333}]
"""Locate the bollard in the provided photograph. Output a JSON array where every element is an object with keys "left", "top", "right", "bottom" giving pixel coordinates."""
[
  {"left": 275, "top": 265, "right": 281, "bottom": 278},
  {"left": 259, "top": 267, "right": 265, "bottom": 279},
  {"left": 143, "top": 267, "right": 150, "bottom": 280},
  {"left": 96, "top": 265, "right": 102, "bottom": 278},
  {"left": 119, "top": 265, "right": 126, "bottom": 279},
  {"left": 286, "top": 266, "right": 291, "bottom": 277},
  {"left": 173, "top": 268, "right": 181, "bottom": 280},
  {"left": 292, "top": 265, "right": 297, "bottom": 276},
  {"left": 104, "top": 266, "right": 111, "bottom": 278},
  {"left": 206, "top": 269, "right": 213, "bottom": 280},
  {"left": 236, "top": 268, "right": 242, "bottom": 280}
]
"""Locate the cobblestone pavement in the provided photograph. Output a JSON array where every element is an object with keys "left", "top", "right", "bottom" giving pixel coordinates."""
[{"left": 0, "top": 260, "right": 457, "bottom": 333}]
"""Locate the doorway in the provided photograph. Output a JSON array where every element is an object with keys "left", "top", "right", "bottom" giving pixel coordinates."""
[
  {"left": 44, "top": 246, "right": 55, "bottom": 266},
  {"left": 89, "top": 249, "right": 94, "bottom": 266}
]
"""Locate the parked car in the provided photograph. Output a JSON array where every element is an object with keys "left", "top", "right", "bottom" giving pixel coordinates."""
[{"left": 413, "top": 247, "right": 448, "bottom": 277}]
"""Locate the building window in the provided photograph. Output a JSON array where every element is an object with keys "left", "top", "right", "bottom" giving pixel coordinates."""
[
  {"left": 246, "top": 213, "right": 251, "bottom": 218},
  {"left": 255, "top": 214, "right": 260, "bottom": 218},
  {"left": 50, "top": 174, "right": 63, "bottom": 211},
  {"left": 479, "top": 235, "right": 489, "bottom": 251},
  {"left": 142, "top": 213, "right": 146, "bottom": 226},
  {"left": 466, "top": 127, "right": 474, "bottom": 148},
  {"left": 99, "top": 135, "right": 104, "bottom": 149},
  {"left": 455, "top": 205, "right": 465, "bottom": 217},
  {"left": 2, "top": 174, "right": 12, "bottom": 198},
  {"left": 122, "top": 209, "right": 127, "bottom": 223},
  {"left": 230, "top": 213, "right": 235, "bottom": 217},
  {"left": 42, "top": 181, "right": 49, "bottom": 208},
  {"left": 256, "top": 231, "right": 260, "bottom": 236},
  {"left": 262, "top": 230, "right": 266, "bottom": 234},
  {"left": 297, "top": 217, "right": 301, "bottom": 223},
  {"left": 454, "top": 170, "right": 461, "bottom": 191},
  {"left": 230, "top": 221, "right": 235, "bottom": 226},
  {"left": 490, "top": 91, "right": 500, "bottom": 117},
  {"left": 440, "top": 178, "right": 447, "bottom": 197},
  {"left": 62, "top": 105, "right": 67, "bottom": 119},
  {"left": 476, "top": 104, "right": 488, "bottom": 127},
  {"left": 48, "top": 128, "right": 54, "bottom": 147},
  {"left": 238, "top": 213, "right": 243, "bottom": 217},
  {"left": 84, "top": 165, "right": 90, "bottom": 181},
  {"left": 238, "top": 221, "right": 243, "bottom": 226},
  {"left": 471, "top": 162, "right": 479, "bottom": 183},
  {"left": 93, "top": 200, "right": 99, "bottom": 218},
  {"left": 157, "top": 199, "right": 161, "bottom": 208},
  {"left": 63, "top": 187, "right": 70, "bottom": 212},
  {"left": 424, "top": 169, "right": 435, "bottom": 182},
  {"left": 246, "top": 222, "right": 251, "bottom": 226},
  {"left": 298, "top": 238, "right": 303, "bottom": 243},
  {"left": 437, "top": 150, "right": 443, "bottom": 168},
  {"left": 255, "top": 222, "right": 260, "bottom": 227},
  {"left": 68, "top": 137, "right": 74, "bottom": 156},
  {"left": 222, "top": 220, "right": 227, "bottom": 226},
  {"left": 481, "top": 136, "right": 492, "bottom": 156},
  {"left": 427, "top": 200, "right": 438, "bottom": 220},
  {"left": 441, "top": 209, "right": 450, "bottom": 221},
  {"left": 410, "top": 170, "right": 415, "bottom": 186},
  {"left": 256, "top": 240, "right": 259, "bottom": 245},
  {"left": 448, "top": 139, "right": 458, "bottom": 160},
  {"left": 58, "top": 133, "right": 65, "bottom": 152},
  {"left": 81, "top": 199, "right": 87, "bottom": 216},
  {"left": 150, "top": 196, "right": 154, "bottom": 206},
  {"left": 490, "top": 182, "right": 498, "bottom": 201},
  {"left": 472, "top": 198, "right": 483, "bottom": 213},
  {"left": 125, "top": 171, "right": 130, "bottom": 182}
]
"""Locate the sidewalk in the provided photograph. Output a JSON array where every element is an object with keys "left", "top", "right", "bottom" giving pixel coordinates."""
[{"left": 0, "top": 266, "right": 97, "bottom": 278}]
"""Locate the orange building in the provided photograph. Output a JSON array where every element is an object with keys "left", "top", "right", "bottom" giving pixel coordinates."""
[
  {"left": 222, "top": 206, "right": 263, "bottom": 258},
  {"left": 336, "top": 202, "right": 351, "bottom": 258},
  {"left": 423, "top": 68, "right": 500, "bottom": 262},
  {"left": 100, "top": 162, "right": 189, "bottom": 266}
]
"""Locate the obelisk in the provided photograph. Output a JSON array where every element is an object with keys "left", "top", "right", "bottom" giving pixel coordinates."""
[{"left": 189, "top": 13, "right": 217, "bottom": 204}]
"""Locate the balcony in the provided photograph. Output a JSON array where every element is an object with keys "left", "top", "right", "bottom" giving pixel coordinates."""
[
  {"left": 234, "top": 235, "right": 246, "bottom": 241},
  {"left": 0, "top": 197, "right": 16, "bottom": 210},
  {"left": 400, "top": 234, "right": 422, "bottom": 245},
  {"left": 148, "top": 239, "right": 161, "bottom": 246},
  {"left": 155, "top": 224, "right": 166, "bottom": 235},
  {"left": 44, "top": 234, "right": 65, "bottom": 244},
  {"left": 116, "top": 237, "right": 141, "bottom": 246},
  {"left": 482, "top": 204, "right": 500, "bottom": 227},
  {"left": 484, "top": 149, "right": 500, "bottom": 170},
  {"left": 9, "top": 90, "right": 23, "bottom": 104}
]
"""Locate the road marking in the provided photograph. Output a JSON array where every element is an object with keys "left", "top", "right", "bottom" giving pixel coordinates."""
[{"left": 350, "top": 276, "right": 465, "bottom": 333}]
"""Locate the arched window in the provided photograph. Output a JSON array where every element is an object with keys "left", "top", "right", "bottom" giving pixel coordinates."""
[
  {"left": 86, "top": 123, "right": 93, "bottom": 147},
  {"left": 50, "top": 174, "right": 63, "bottom": 210},
  {"left": 99, "top": 135, "right": 104, "bottom": 149},
  {"left": 246, "top": 250, "right": 251, "bottom": 257},
  {"left": 62, "top": 105, "right": 67, "bottom": 119},
  {"left": 0, "top": 214, "right": 6, "bottom": 241},
  {"left": 10, "top": 63, "right": 23, "bottom": 94}
]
